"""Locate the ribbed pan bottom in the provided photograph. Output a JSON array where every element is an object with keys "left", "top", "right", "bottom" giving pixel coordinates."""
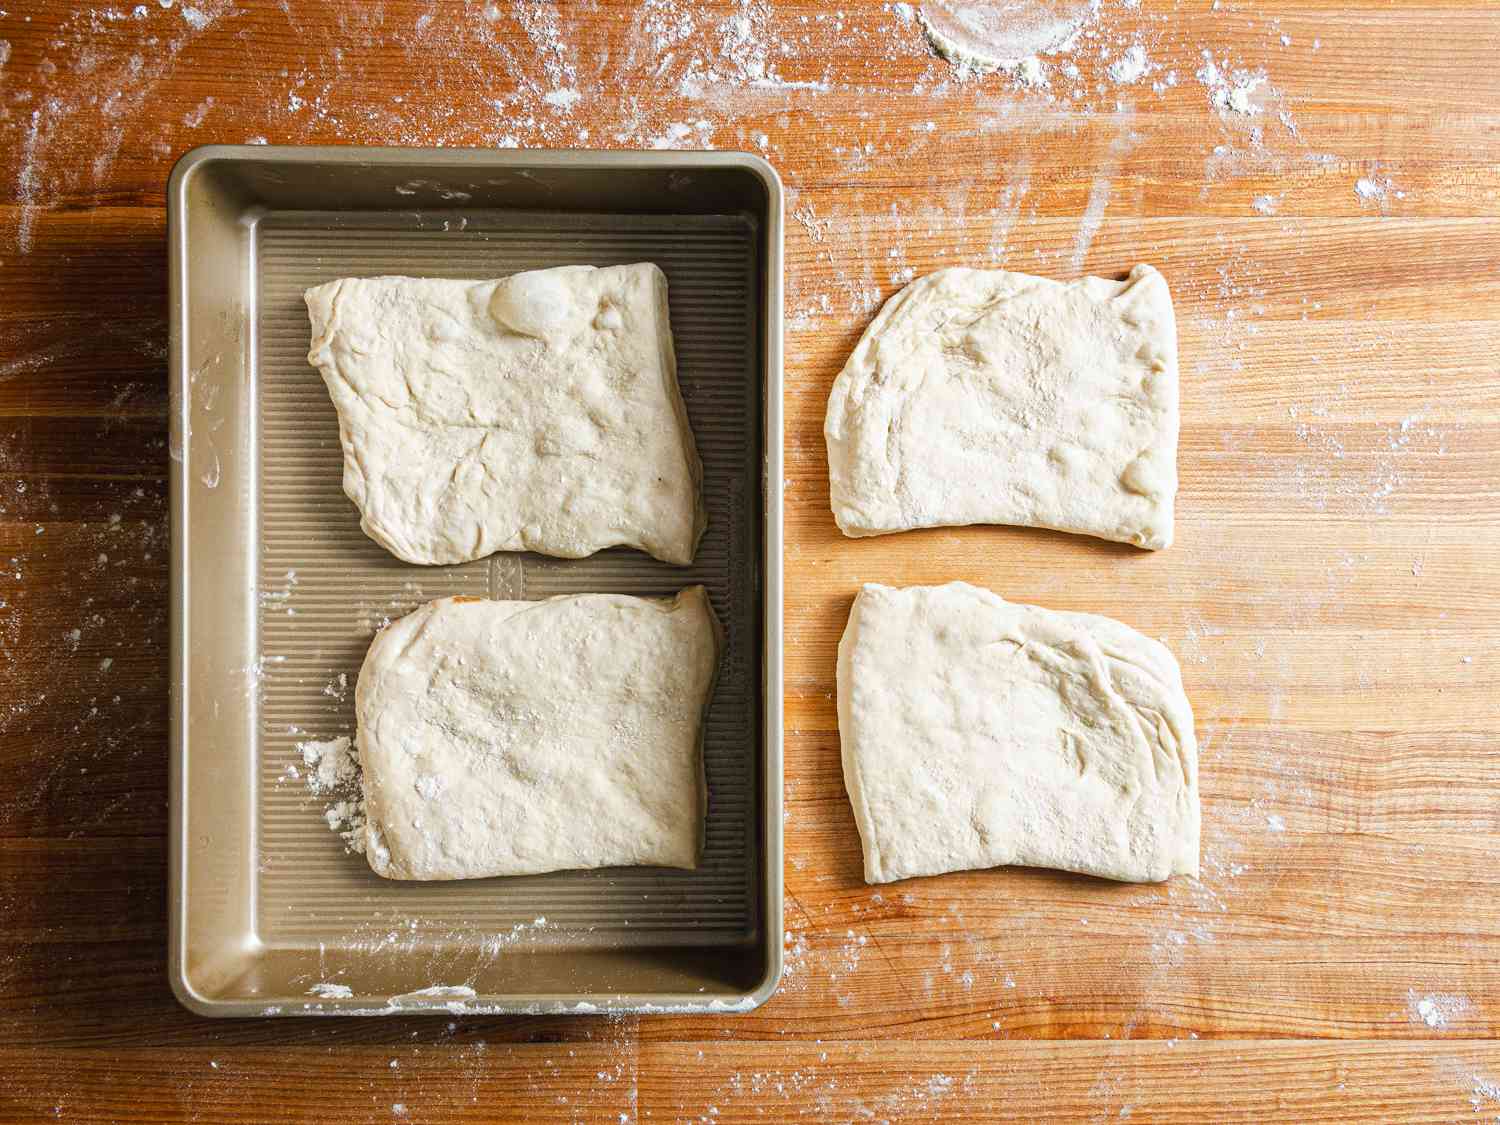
[{"left": 255, "top": 210, "right": 760, "bottom": 953}]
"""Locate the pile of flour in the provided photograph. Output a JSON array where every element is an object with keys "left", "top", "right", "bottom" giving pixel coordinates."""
[
  {"left": 910, "top": 0, "right": 1276, "bottom": 116},
  {"left": 915, "top": 0, "right": 1099, "bottom": 87},
  {"left": 290, "top": 734, "right": 367, "bottom": 854}
]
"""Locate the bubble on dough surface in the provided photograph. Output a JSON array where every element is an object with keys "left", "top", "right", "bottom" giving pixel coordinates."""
[{"left": 489, "top": 269, "right": 580, "bottom": 338}]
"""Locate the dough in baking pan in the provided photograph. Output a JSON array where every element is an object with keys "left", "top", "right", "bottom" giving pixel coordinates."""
[
  {"left": 355, "top": 588, "right": 720, "bottom": 881},
  {"left": 305, "top": 263, "right": 705, "bottom": 566},
  {"left": 837, "top": 582, "right": 1199, "bottom": 884},
  {"left": 824, "top": 264, "right": 1179, "bottom": 549}
]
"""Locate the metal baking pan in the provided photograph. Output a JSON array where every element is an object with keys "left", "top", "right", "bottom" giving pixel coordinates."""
[{"left": 167, "top": 146, "right": 783, "bottom": 1016}]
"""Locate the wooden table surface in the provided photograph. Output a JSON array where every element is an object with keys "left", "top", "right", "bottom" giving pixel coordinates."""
[{"left": 3, "top": 0, "right": 1499, "bottom": 1120}]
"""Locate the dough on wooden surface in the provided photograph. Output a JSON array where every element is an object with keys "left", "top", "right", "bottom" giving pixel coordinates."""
[
  {"left": 356, "top": 588, "right": 720, "bottom": 880},
  {"left": 824, "top": 264, "right": 1179, "bottom": 549},
  {"left": 837, "top": 582, "right": 1199, "bottom": 884},
  {"left": 305, "top": 263, "right": 705, "bottom": 566}
]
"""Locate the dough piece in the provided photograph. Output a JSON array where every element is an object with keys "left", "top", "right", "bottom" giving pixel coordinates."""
[
  {"left": 305, "top": 263, "right": 705, "bottom": 566},
  {"left": 837, "top": 582, "right": 1199, "bottom": 884},
  {"left": 824, "top": 264, "right": 1179, "bottom": 549},
  {"left": 355, "top": 587, "right": 720, "bottom": 880}
]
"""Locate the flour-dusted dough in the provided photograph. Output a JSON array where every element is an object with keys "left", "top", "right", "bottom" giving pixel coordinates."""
[
  {"left": 825, "top": 264, "right": 1179, "bottom": 549},
  {"left": 837, "top": 582, "right": 1199, "bottom": 884},
  {"left": 355, "top": 588, "right": 720, "bottom": 880},
  {"left": 305, "top": 263, "right": 705, "bottom": 566}
]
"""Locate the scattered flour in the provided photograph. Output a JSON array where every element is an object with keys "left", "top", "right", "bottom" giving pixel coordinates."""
[
  {"left": 323, "top": 799, "right": 367, "bottom": 852},
  {"left": 1409, "top": 990, "right": 1470, "bottom": 1030},
  {"left": 1107, "top": 44, "right": 1152, "bottom": 85},
  {"left": 1473, "top": 1075, "right": 1500, "bottom": 1115},
  {"left": 390, "top": 984, "right": 479, "bottom": 1012},
  {"left": 183, "top": 95, "right": 214, "bottom": 127},
  {"left": 1070, "top": 123, "right": 1137, "bottom": 271},
  {"left": 307, "top": 982, "right": 353, "bottom": 1000},
  {"left": 16, "top": 107, "right": 45, "bottom": 254},
  {"left": 648, "top": 121, "right": 697, "bottom": 149},
  {"left": 180, "top": 6, "right": 215, "bottom": 31},
  {"left": 1355, "top": 175, "right": 1405, "bottom": 206},
  {"left": 1197, "top": 53, "right": 1267, "bottom": 115},
  {"left": 542, "top": 87, "right": 582, "bottom": 111},
  {"left": 478, "top": 916, "right": 554, "bottom": 956}
]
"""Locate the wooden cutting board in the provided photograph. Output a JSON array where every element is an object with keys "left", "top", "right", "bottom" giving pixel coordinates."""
[{"left": 1, "top": 1, "right": 1498, "bottom": 1120}]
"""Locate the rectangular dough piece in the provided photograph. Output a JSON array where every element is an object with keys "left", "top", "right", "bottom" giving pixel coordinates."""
[
  {"left": 305, "top": 263, "right": 705, "bottom": 566},
  {"left": 837, "top": 582, "right": 1199, "bottom": 884},
  {"left": 824, "top": 264, "right": 1179, "bottom": 550},
  {"left": 355, "top": 588, "right": 720, "bottom": 880}
]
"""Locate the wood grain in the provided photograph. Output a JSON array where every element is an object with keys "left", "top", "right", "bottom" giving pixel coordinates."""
[
  {"left": 2, "top": 0, "right": 1499, "bottom": 1119},
  {"left": 3, "top": 1043, "right": 1500, "bottom": 1122}
]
